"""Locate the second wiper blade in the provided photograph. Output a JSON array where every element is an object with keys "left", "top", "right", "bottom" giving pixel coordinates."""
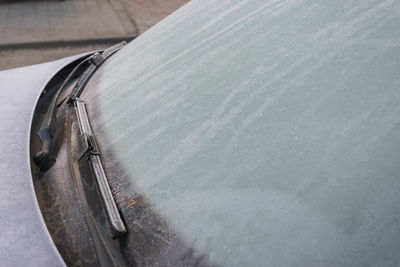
[{"left": 74, "top": 98, "right": 127, "bottom": 238}]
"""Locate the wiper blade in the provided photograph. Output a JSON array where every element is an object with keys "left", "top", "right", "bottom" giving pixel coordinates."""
[
  {"left": 33, "top": 42, "right": 126, "bottom": 171},
  {"left": 75, "top": 98, "right": 127, "bottom": 238},
  {"left": 67, "top": 42, "right": 126, "bottom": 103}
]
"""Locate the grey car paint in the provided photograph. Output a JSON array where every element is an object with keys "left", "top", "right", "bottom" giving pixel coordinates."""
[{"left": 0, "top": 55, "right": 88, "bottom": 266}]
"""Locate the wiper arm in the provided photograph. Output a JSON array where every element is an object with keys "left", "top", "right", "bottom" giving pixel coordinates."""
[
  {"left": 33, "top": 57, "right": 92, "bottom": 170},
  {"left": 33, "top": 42, "right": 126, "bottom": 170},
  {"left": 67, "top": 42, "right": 126, "bottom": 103}
]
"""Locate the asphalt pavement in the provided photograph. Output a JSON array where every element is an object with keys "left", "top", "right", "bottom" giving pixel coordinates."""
[
  {"left": 0, "top": 0, "right": 188, "bottom": 70},
  {"left": 0, "top": 0, "right": 137, "bottom": 48}
]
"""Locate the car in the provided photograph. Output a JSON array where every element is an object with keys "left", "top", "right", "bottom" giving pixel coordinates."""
[{"left": 1, "top": 0, "right": 400, "bottom": 266}]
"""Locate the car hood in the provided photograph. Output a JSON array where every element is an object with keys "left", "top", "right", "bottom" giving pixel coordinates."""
[{"left": 0, "top": 55, "right": 89, "bottom": 266}]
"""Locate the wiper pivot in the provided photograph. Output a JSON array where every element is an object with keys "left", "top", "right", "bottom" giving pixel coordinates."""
[{"left": 33, "top": 127, "right": 56, "bottom": 170}]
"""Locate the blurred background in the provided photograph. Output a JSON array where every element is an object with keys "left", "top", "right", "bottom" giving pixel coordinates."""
[{"left": 0, "top": 0, "right": 189, "bottom": 70}]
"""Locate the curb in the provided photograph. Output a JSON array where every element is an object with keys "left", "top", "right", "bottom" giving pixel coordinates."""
[{"left": 0, "top": 35, "right": 138, "bottom": 50}]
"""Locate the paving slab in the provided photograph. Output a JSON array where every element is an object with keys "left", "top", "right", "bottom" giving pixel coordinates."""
[
  {"left": 119, "top": 0, "right": 188, "bottom": 34},
  {"left": 0, "top": 0, "right": 138, "bottom": 48}
]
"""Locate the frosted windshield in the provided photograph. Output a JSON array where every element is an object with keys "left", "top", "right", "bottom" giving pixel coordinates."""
[{"left": 88, "top": 0, "right": 400, "bottom": 266}]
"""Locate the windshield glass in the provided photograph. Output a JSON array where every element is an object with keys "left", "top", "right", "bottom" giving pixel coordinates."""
[{"left": 86, "top": 0, "right": 400, "bottom": 266}]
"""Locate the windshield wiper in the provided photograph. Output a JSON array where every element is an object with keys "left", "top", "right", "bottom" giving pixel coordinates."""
[
  {"left": 67, "top": 42, "right": 126, "bottom": 103},
  {"left": 33, "top": 42, "right": 126, "bottom": 171},
  {"left": 74, "top": 98, "right": 127, "bottom": 238},
  {"left": 33, "top": 57, "right": 91, "bottom": 170}
]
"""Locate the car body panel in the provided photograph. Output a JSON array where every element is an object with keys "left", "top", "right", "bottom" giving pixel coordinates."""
[{"left": 0, "top": 55, "right": 89, "bottom": 266}]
